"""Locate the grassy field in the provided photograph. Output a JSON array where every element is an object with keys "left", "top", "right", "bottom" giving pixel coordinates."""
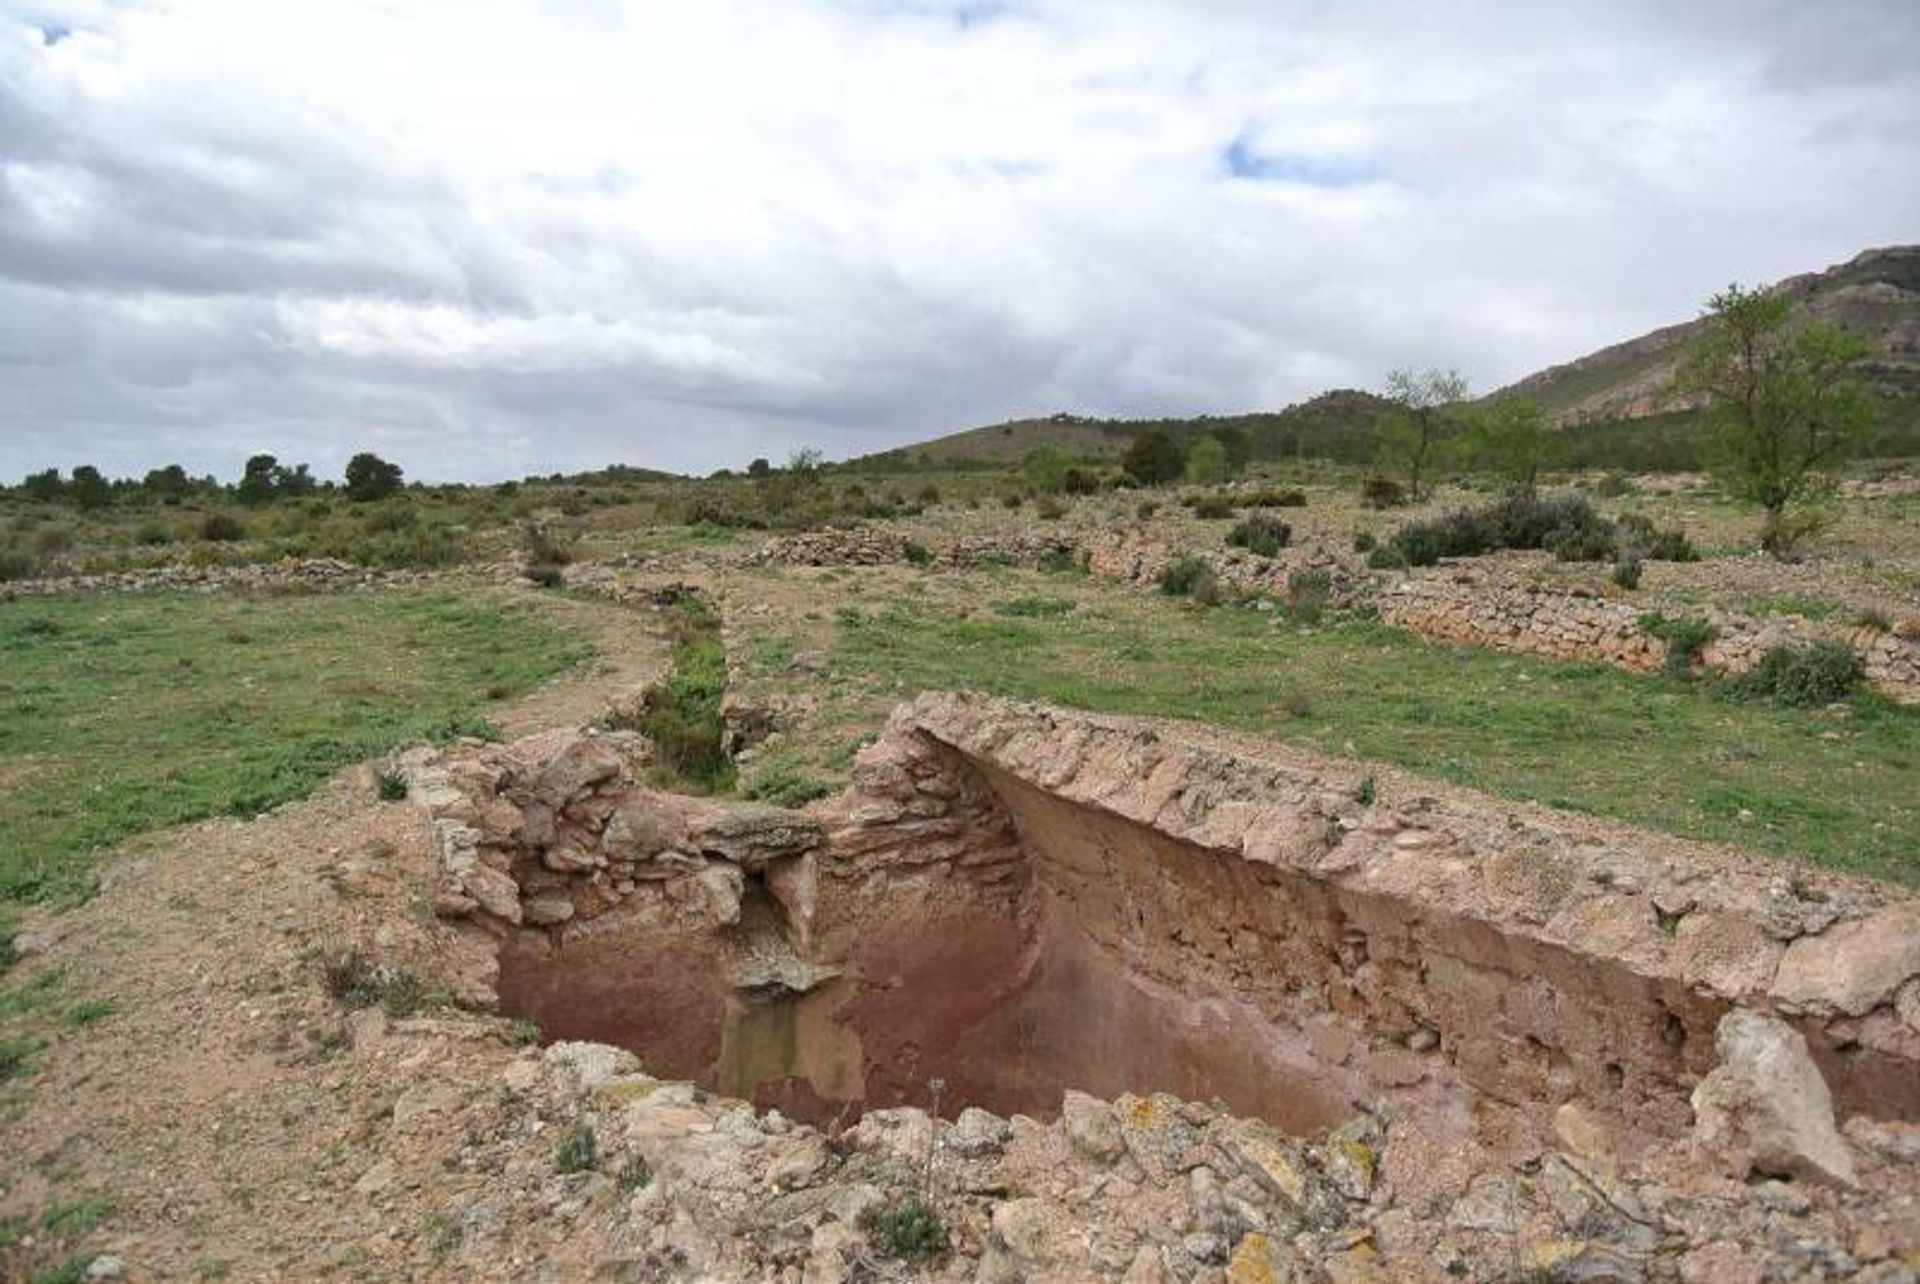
[
  {"left": 0, "top": 590, "right": 588, "bottom": 909},
  {"left": 811, "top": 573, "right": 1918, "bottom": 882}
]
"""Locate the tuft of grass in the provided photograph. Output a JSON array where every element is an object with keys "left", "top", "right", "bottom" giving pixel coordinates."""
[
  {"left": 63, "top": 999, "right": 116, "bottom": 1028},
  {"left": 1, "top": 1035, "right": 45, "bottom": 1082},
  {"left": 630, "top": 596, "right": 734, "bottom": 793},
  {"left": 0, "top": 591, "right": 586, "bottom": 905},
  {"left": 616, "top": 1156, "right": 652, "bottom": 1192},
  {"left": 555, "top": 1122, "right": 599, "bottom": 1174},
  {"left": 864, "top": 1193, "right": 950, "bottom": 1263},
  {"left": 995, "top": 597, "right": 1074, "bottom": 619}
]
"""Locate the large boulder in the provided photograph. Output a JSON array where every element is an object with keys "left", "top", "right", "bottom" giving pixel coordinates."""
[
  {"left": 1690, "top": 1010, "right": 1856, "bottom": 1188},
  {"left": 1771, "top": 903, "right": 1920, "bottom": 1017}
]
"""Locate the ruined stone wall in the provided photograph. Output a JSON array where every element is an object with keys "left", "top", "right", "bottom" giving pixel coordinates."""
[
  {"left": 1373, "top": 574, "right": 1920, "bottom": 702},
  {"left": 409, "top": 692, "right": 1920, "bottom": 1145}
]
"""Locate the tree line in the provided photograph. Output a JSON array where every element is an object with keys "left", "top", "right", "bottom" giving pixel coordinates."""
[{"left": 12, "top": 452, "right": 407, "bottom": 509}]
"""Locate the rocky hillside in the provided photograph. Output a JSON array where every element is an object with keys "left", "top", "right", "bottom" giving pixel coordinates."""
[{"left": 1499, "top": 245, "right": 1920, "bottom": 426}]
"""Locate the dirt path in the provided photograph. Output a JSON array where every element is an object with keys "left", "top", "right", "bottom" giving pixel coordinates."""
[{"left": 0, "top": 587, "right": 670, "bottom": 1282}]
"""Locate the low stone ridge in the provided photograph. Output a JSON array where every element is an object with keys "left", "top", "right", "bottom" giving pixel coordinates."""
[
  {"left": 389, "top": 692, "right": 1920, "bottom": 1280},
  {"left": 1, "top": 555, "right": 460, "bottom": 597}
]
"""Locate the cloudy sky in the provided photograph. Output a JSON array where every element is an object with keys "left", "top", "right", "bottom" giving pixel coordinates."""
[{"left": 2, "top": 1, "right": 1916, "bottom": 483}]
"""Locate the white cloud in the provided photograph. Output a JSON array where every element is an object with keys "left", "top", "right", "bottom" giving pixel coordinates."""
[{"left": 0, "top": 0, "right": 1916, "bottom": 481}]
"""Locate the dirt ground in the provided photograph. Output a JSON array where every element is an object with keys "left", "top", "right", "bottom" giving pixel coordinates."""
[{"left": 0, "top": 587, "right": 668, "bottom": 1282}]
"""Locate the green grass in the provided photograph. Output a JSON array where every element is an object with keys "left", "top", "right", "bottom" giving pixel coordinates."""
[
  {"left": 0, "top": 590, "right": 588, "bottom": 904},
  {"left": 833, "top": 588, "right": 1918, "bottom": 882}
]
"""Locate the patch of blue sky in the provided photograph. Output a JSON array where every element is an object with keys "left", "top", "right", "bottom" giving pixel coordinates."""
[{"left": 1221, "top": 133, "right": 1379, "bottom": 188}]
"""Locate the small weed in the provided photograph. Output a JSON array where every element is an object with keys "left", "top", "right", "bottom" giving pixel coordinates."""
[
  {"left": 375, "top": 770, "right": 409, "bottom": 802},
  {"left": 1, "top": 1035, "right": 44, "bottom": 1082},
  {"left": 41, "top": 1197, "right": 116, "bottom": 1237},
  {"left": 616, "top": 1156, "right": 652, "bottom": 1192},
  {"left": 555, "top": 1121, "right": 599, "bottom": 1174},
  {"left": 1610, "top": 556, "right": 1642, "bottom": 590},
  {"left": 863, "top": 1192, "right": 950, "bottom": 1263},
  {"left": 64, "top": 998, "right": 116, "bottom": 1027},
  {"left": 1354, "top": 774, "right": 1377, "bottom": 806},
  {"left": 1285, "top": 569, "right": 1333, "bottom": 624},
  {"left": 1852, "top": 607, "right": 1893, "bottom": 632},
  {"left": 902, "top": 540, "right": 934, "bottom": 567},
  {"left": 508, "top": 1017, "right": 542, "bottom": 1046},
  {"left": 324, "top": 951, "right": 431, "bottom": 1018},
  {"left": 995, "top": 597, "right": 1074, "bottom": 618}
]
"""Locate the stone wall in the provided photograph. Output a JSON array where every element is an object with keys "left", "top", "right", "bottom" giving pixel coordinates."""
[
  {"left": 395, "top": 692, "right": 1920, "bottom": 1280},
  {"left": 1373, "top": 572, "right": 1920, "bottom": 702}
]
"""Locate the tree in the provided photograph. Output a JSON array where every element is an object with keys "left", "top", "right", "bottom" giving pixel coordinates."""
[
  {"left": 22, "top": 469, "right": 64, "bottom": 502},
  {"left": 344, "top": 452, "right": 404, "bottom": 502},
  {"left": 142, "top": 464, "right": 191, "bottom": 499},
  {"left": 1210, "top": 426, "right": 1251, "bottom": 475},
  {"left": 1185, "top": 436, "right": 1228, "bottom": 484},
  {"left": 1461, "top": 397, "right": 1553, "bottom": 494},
  {"left": 1121, "top": 430, "right": 1185, "bottom": 486},
  {"left": 70, "top": 465, "right": 112, "bottom": 511},
  {"left": 1022, "top": 446, "right": 1073, "bottom": 495},
  {"left": 237, "top": 454, "right": 281, "bottom": 505},
  {"left": 1675, "top": 283, "right": 1876, "bottom": 556},
  {"left": 747, "top": 458, "right": 771, "bottom": 478},
  {"left": 1376, "top": 368, "right": 1468, "bottom": 500}
]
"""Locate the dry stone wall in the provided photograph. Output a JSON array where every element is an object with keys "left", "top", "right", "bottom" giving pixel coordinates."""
[{"left": 1373, "top": 571, "right": 1920, "bottom": 701}]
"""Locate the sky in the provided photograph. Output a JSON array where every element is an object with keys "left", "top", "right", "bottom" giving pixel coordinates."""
[{"left": 1, "top": 1, "right": 1916, "bottom": 483}]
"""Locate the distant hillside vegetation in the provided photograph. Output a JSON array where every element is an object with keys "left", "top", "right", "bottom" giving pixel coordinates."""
[
  {"left": 1497, "top": 245, "right": 1920, "bottom": 451},
  {"left": 864, "top": 246, "right": 1918, "bottom": 476},
  {"left": 861, "top": 390, "right": 1393, "bottom": 471}
]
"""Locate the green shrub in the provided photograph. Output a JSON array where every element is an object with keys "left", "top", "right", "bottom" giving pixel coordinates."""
[
  {"left": 522, "top": 521, "right": 577, "bottom": 567},
  {"left": 1365, "top": 545, "right": 1409, "bottom": 570},
  {"left": 526, "top": 563, "right": 566, "bottom": 589},
  {"left": 1640, "top": 612, "right": 1718, "bottom": 679},
  {"left": 636, "top": 597, "right": 734, "bottom": 791},
  {"left": 1188, "top": 496, "right": 1236, "bottom": 520},
  {"left": 1285, "top": 569, "right": 1333, "bottom": 623},
  {"left": 1227, "top": 514, "right": 1291, "bottom": 558},
  {"left": 902, "top": 540, "right": 934, "bottom": 567},
  {"left": 375, "top": 770, "right": 408, "bottom": 802},
  {"left": 199, "top": 512, "right": 246, "bottom": 542},
  {"left": 1000, "top": 493, "right": 1023, "bottom": 510},
  {"left": 1594, "top": 471, "right": 1636, "bottom": 498},
  {"left": 864, "top": 1193, "right": 950, "bottom": 1263},
  {"left": 0, "top": 547, "right": 41, "bottom": 581},
  {"left": 1361, "top": 476, "right": 1406, "bottom": 508},
  {"left": 1159, "top": 556, "right": 1214, "bottom": 599},
  {"left": 134, "top": 520, "right": 174, "bottom": 546},
  {"left": 1610, "top": 556, "right": 1643, "bottom": 590},
  {"left": 1035, "top": 497, "right": 1065, "bottom": 520},
  {"left": 1728, "top": 642, "right": 1864, "bottom": 707},
  {"left": 555, "top": 1122, "right": 599, "bottom": 1174},
  {"left": 1241, "top": 487, "right": 1307, "bottom": 508}
]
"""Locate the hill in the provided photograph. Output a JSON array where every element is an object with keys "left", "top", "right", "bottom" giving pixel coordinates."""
[
  {"left": 863, "top": 390, "right": 1394, "bottom": 470},
  {"left": 1497, "top": 244, "right": 1920, "bottom": 427}
]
